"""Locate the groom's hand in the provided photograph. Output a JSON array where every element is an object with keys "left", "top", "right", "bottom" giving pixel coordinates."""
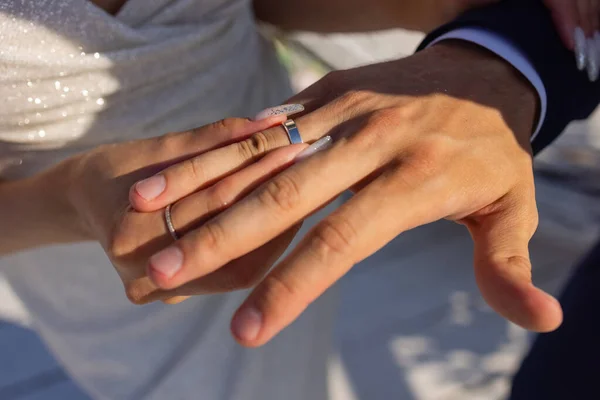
[
  {"left": 69, "top": 114, "right": 311, "bottom": 305},
  {"left": 137, "top": 41, "right": 562, "bottom": 344}
]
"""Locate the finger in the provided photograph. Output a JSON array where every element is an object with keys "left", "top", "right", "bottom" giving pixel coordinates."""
[
  {"left": 129, "top": 116, "right": 287, "bottom": 210},
  {"left": 152, "top": 225, "right": 302, "bottom": 298},
  {"left": 466, "top": 187, "right": 563, "bottom": 332},
  {"left": 131, "top": 92, "right": 360, "bottom": 213},
  {"left": 169, "top": 143, "right": 308, "bottom": 235},
  {"left": 130, "top": 114, "right": 336, "bottom": 213},
  {"left": 134, "top": 144, "right": 308, "bottom": 302},
  {"left": 146, "top": 114, "right": 400, "bottom": 290},
  {"left": 230, "top": 166, "right": 454, "bottom": 347}
]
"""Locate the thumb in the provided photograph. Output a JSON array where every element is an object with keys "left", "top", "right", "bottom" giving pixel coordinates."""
[{"left": 465, "top": 190, "right": 563, "bottom": 332}]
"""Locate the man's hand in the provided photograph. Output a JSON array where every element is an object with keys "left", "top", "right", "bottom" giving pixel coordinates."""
[
  {"left": 137, "top": 41, "right": 562, "bottom": 345},
  {"left": 67, "top": 114, "right": 308, "bottom": 305}
]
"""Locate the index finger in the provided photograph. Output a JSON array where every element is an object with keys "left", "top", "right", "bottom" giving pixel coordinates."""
[
  {"left": 145, "top": 115, "right": 398, "bottom": 290},
  {"left": 130, "top": 111, "right": 332, "bottom": 212}
]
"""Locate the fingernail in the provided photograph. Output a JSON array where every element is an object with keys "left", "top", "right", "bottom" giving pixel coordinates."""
[
  {"left": 295, "top": 136, "right": 333, "bottom": 161},
  {"left": 231, "top": 307, "right": 262, "bottom": 342},
  {"left": 149, "top": 246, "right": 183, "bottom": 279},
  {"left": 587, "top": 38, "right": 599, "bottom": 82},
  {"left": 135, "top": 175, "right": 166, "bottom": 201},
  {"left": 254, "top": 104, "right": 305, "bottom": 121},
  {"left": 575, "top": 27, "right": 587, "bottom": 70}
]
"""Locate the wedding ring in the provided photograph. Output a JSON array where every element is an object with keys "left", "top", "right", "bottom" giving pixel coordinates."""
[
  {"left": 164, "top": 204, "right": 179, "bottom": 241},
  {"left": 282, "top": 119, "right": 303, "bottom": 145}
]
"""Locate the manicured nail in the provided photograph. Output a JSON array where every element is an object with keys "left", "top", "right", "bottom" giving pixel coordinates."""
[
  {"left": 254, "top": 104, "right": 304, "bottom": 121},
  {"left": 574, "top": 27, "right": 587, "bottom": 70},
  {"left": 587, "top": 38, "right": 599, "bottom": 82},
  {"left": 295, "top": 136, "right": 333, "bottom": 161},
  {"left": 135, "top": 175, "right": 166, "bottom": 201},
  {"left": 231, "top": 307, "right": 262, "bottom": 342},
  {"left": 149, "top": 246, "right": 183, "bottom": 279}
]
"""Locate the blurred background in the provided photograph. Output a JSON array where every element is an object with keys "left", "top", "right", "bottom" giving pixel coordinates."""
[{"left": 1, "top": 28, "right": 599, "bottom": 400}]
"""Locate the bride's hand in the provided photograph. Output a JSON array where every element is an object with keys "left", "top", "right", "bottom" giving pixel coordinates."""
[
  {"left": 544, "top": 0, "right": 600, "bottom": 80},
  {"left": 134, "top": 42, "right": 562, "bottom": 346},
  {"left": 67, "top": 114, "right": 306, "bottom": 304}
]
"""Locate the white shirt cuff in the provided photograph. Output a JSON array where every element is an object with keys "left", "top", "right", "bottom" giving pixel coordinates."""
[{"left": 428, "top": 28, "right": 547, "bottom": 142}]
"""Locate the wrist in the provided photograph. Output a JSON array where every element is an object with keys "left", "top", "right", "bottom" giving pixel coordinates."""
[
  {"left": 0, "top": 159, "right": 91, "bottom": 254},
  {"left": 422, "top": 40, "right": 539, "bottom": 148},
  {"left": 33, "top": 158, "right": 93, "bottom": 242}
]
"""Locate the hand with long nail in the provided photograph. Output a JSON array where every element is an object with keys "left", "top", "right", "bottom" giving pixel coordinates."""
[
  {"left": 544, "top": 0, "right": 600, "bottom": 81},
  {"left": 133, "top": 42, "right": 563, "bottom": 347},
  {"left": 62, "top": 111, "right": 324, "bottom": 305}
]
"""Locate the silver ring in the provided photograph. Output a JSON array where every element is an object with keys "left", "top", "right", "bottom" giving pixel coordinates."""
[
  {"left": 282, "top": 119, "right": 303, "bottom": 144},
  {"left": 164, "top": 204, "right": 179, "bottom": 241}
]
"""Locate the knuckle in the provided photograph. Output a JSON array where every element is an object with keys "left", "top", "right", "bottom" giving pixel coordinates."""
[
  {"left": 199, "top": 220, "right": 226, "bottom": 253},
  {"left": 207, "top": 181, "right": 234, "bottom": 211},
  {"left": 124, "top": 282, "right": 150, "bottom": 305},
  {"left": 154, "top": 131, "right": 183, "bottom": 153},
  {"left": 310, "top": 217, "right": 356, "bottom": 263},
  {"left": 370, "top": 106, "right": 416, "bottom": 129},
  {"left": 405, "top": 135, "right": 454, "bottom": 180},
  {"left": 257, "top": 173, "right": 302, "bottom": 212},
  {"left": 415, "top": 136, "right": 451, "bottom": 162},
  {"left": 353, "top": 109, "right": 400, "bottom": 148},
  {"left": 195, "top": 118, "right": 250, "bottom": 143},
  {"left": 259, "top": 273, "right": 305, "bottom": 309},
  {"left": 210, "top": 118, "right": 244, "bottom": 133},
  {"left": 340, "top": 89, "right": 371, "bottom": 109},
  {"left": 237, "top": 131, "right": 271, "bottom": 160},
  {"left": 184, "top": 156, "right": 208, "bottom": 184},
  {"left": 504, "top": 255, "right": 533, "bottom": 281}
]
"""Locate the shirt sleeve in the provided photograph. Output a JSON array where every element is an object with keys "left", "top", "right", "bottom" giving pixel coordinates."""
[
  {"left": 426, "top": 28, "right": 547, "bottom": 142},
  {"left": 417, "top": 0, "right": 599, "bottom": 155}
]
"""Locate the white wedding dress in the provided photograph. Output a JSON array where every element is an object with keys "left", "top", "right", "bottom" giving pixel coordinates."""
[{"left": 0, "top": 1, "right": 336, "bottom": 399}]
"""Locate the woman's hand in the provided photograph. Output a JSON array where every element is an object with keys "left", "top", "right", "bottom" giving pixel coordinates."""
[
  {"left": 136, "top": 41, "right": 562, "bottom": 346},
  {"left": 544, "top": 0, "right": 600, "bottom": 80},
  {"left": 67, "top": 113, "right": 308, "bottom": 304}
]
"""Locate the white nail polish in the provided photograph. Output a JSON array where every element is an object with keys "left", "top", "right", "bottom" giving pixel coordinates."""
[
  {"left": 295, "top": 136, "right": 333, "bottom": 161},
  {"left": 254, "top": 104, "right": 305, "bottom": 121},
  {"left": 587, "top": 38, "right": 599, "bottom": 82},
  {"left": 574, "top": 27, "right": 587, "bottom": 71}
]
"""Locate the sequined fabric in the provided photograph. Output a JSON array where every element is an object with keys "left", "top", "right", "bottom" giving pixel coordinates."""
[
  {"left": 0, "top": 2, "right": 337, "bottom": 400},
  {"left": 0, "top": 0, "right": 290, "bottom": 178}
]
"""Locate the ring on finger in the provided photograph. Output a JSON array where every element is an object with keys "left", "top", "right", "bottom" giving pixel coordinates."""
[
  {"left": 282, "top": 119, "right": 304, "bottom": 145},
  {"left": 164, "top": 204, "right": 180, "bottom": 241}
]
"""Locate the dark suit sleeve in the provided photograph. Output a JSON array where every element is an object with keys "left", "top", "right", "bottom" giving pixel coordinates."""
[{"left": 417, "top": 0, "right": 600, "bottom": 155}]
